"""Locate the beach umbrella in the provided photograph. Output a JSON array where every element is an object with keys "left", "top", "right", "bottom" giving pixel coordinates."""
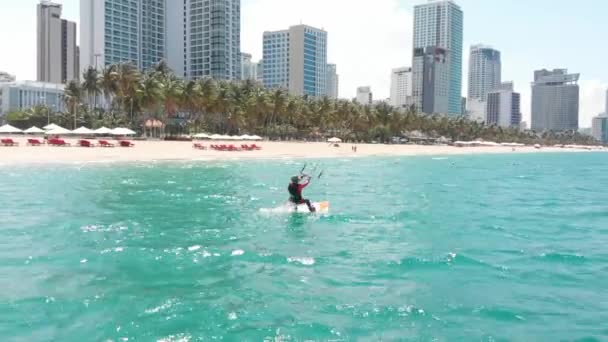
[
  {"left": 72, "top": 126, "right": 95, "bottom": 135},
  {"left": 193, "top": 133, "right": 210, "bottom": 139},
  {"left": 219, "top": 135, "right": 231, "bottom": 140},
  {"left": 45, "top": 126, "right": 72, "bottom": 135},
  {"left": 94, "top": 127, "right": 113, "bottom": 135},
  {"left": 240, "top": 134, "right": 252, "bottom": 140},
  {"left": 210, "top": 134, "right": 223, "bottom": 140},
  {"left": 111, "top": 127, "right": 136, "bottom": 136},
  {"left": 327, "top": 137, "right": 342, "bottom": 143},
  {"left": 0, "top": 124, "right": 23, "bottom": 134},
  {"left": 250, "top": 135, "right": 262, "bottom": 141},
  {"left": 43, "top": 123, "right": 62, "bottom": 131},
  {"left": 24, "top": 126, "right": 45, "bottom": 134}
]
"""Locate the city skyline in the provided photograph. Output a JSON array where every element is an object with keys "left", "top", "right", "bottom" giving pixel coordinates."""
[{"left": 1, "top": 0, "right": 608, "bottom": 126}]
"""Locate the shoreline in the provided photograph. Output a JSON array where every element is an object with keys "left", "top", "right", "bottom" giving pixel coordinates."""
[{"left": 0, "top": 138, "right": 604, "bottom": 166}]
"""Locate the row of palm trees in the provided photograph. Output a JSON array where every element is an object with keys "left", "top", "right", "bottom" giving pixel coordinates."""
[{"left": 12, "top": 60, "right": 598, "bottom": 145}]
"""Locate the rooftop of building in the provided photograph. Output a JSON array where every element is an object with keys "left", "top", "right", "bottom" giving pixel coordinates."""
[
  {"left": 0, "top": 80, "right": 65, "bottom": 90},
  {"left": 415, "top": 0, "right": 461, "bottom": 9}
]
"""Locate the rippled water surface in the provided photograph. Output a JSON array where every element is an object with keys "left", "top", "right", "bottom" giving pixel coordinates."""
[{"left": 1, "top": 154, "right": 608, "bottom": 341}]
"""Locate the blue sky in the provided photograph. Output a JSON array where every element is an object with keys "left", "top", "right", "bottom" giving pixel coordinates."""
[{"left": 0, "top": 0, "right": 606, "bottom": 126}]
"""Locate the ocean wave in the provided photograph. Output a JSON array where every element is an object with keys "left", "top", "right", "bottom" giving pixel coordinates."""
[{"left": 538, "top": 252, "right": 587, "bottom": 264}]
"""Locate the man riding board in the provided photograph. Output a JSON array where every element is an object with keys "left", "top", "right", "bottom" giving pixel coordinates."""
[{"left": 288, "top": 175, "right": 316, "bottom": 212}]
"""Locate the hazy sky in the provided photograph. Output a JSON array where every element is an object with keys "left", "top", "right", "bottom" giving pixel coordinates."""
[{"left": 1, "top": 0, "right": 606, "bottom": 127}]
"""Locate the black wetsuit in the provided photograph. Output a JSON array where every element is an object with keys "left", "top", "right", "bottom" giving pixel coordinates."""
[{"left": 288, "top": 182, "right": 315, "bottom": 212}]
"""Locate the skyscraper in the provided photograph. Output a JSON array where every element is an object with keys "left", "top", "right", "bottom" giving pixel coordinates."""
[
  {"left": 486, "top": 82, "right": 521, "bottom": 128},
  {"left": 80, "top": 0, "right": 166, "bottom": 72},
  {"left": 263, "top": 25, "right": 328, "bottom": 97},
  {"left": 531, "top": 69, "right": 579, "bottom": 131},
  {"left": 412, "top": 0, "right": 463, "bottom": 115},
  {"left": 467, "top": 45, "right": 501, "bottom": 101},
  {"left": 81, "top": 0, "right": 241, "bottom": 80},
  {"left": 356, "top": 86, "right": 373, "bottom": 105},
  {"left": 592, "top": 114, "right": 608, "bottom": 143},
  {"left": 326, "top": 64, "right": 339, "bottom": 99},
  {"left": 37, "top": 1, "right": 78, "bottom": 84},
  {"left": 390, "top": 67, "right": 413, "bottom": 108},
  {"left": 412, "top": 46, "right": 449, "bottom": 114}
]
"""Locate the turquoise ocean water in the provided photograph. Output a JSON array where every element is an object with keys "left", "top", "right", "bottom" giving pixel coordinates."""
[{"left": 1, "top": 153, "right": 608, "bottom": 341}]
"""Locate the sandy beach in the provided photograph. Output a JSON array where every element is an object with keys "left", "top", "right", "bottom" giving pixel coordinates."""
[{"left": 0, "top": 136, "right": 602, "bottom": 165}]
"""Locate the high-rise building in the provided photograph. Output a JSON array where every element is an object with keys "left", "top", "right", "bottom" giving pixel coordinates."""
[
  {"left": 412, "top": 46, "right": 449, "bottom": 114},
  {"left": 412, "top": 0, "right": 463, "bottom": 115},
  {"left": 167, "top": 0, "right": 241, "bottom": 80},
  {"left": 81, "top": 0, "right": 241, "bottom": 80},
  {"left": 486, "top": 82, "right": 521, "bottom": 128},
  {"left": 0, "top": 72, "right": 16, "bottom": 83},
  {"left": 605, "top": 88, "right": 608, "bottom": 113},
  {"left": 263, "top": 25, "right": 328, "bottom": 97},
  {"left": 356, "top": 86, "right": 373, "bottom": 105},
  {"left": 592, "top": 114, "right": 608, "bottom": 143},
  {"left": 241, "top": 53, "right": 258, "bottom": 81},
  {"left": 390, "top": 67, "right": 413, "bottom": 108},
  {"left": 37, "top": 1, "right": 78, "bottom": 84},
  {"left": 531, "top": 69, "right": 579, "bottom": 131},
  {"left": 326, "top": 64, "right": 339, "bottom": 99},
  {"left": 81, "top": 0, "right": 166, "bottom": 72},
  {"left": 468, "top": 45, "right": 501, "bottom": 101},
  {"left": 256, "top": 60, "right": 264, "bottom": 84}
]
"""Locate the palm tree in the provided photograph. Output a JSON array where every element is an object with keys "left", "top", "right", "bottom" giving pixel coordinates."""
[
  {"left": 63, "top": 80, "right": 83, "bottom": 129},
  {"left": 99, "top": 65, "right": 118, "bottom": 111},
  {"left": 82, "top": 66, "right": 100, "bottom": 110},
  {"left": 115, "top": 63, "right": 140, "bottom": 124}
]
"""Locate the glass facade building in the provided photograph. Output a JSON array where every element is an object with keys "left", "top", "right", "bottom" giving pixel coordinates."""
[{"left": 412, "top": 0, "right": 463, "bottom": 115}]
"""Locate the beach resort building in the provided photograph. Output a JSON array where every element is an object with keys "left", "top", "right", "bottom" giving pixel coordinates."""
[
  {"left": 390, "top": 67, "right": 413, "bottom": 109},
  {"left": 326, "top": 64, "right": 339, "bottom": 99},
  {"left": 486, "top": 82, "right": 521, "bottom": 128},
  {"left": 37, "top": 1, "right": 78, "bottom": 84},
  {"left": 263, "top": 25, "right": 328, "bottom": 97},
  {"left": 412, "top": 0, "right": 463, "bottom": 116},
  {"left": 81, "top": 0, "right": 241, "bottom": 80},
  {"left": 531, "top": 69, "right": 579, "bottom": 131},
  {"left": 0, "top": 81, "right": 65, "bottom": 118},
  {"left": 356, "top": 86, "right": 373, "bottom": 105}
]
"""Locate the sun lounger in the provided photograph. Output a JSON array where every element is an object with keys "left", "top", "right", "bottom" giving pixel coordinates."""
[
  {"left": 1, "top": 138, "right": 19, "bottom": 146},
  {"left": 98, "top": 140, "right": 115, "bottom": 147},
  {"left": 250, "top": 144, "right": 262, "bottom": 150},
  {"left": 119, "top": 140, "right": 134, "bottom": 147},
  {"left": 27, "top": 139, "right": 44, "bottom": 146},
  {"left": 78, "top": 140, "right": 94, "bottom": 147},
  {"left": 48, "top": 138, "right": 70, "bottom": 146},
  {"left": 193, "top": 143, "right": 207, "bottom": 150}
]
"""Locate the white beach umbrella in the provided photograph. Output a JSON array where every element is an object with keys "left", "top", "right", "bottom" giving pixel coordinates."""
[
  {"left": 111, "top": 127, "right": 136, "bottom": 136},
  {"left": 0, "top": 124, "right": 23, "bottom": 134},
  {"left": 45, "top": 126, "right": 72, "bottom": 135},
  {"left": 327, "top": 137, "right": 342, "bottom": 143},
  {"left": 43, "top": 123, "right": 62, "bottom": 131},
  {"left": 24, "top": 126, "right": 45, "bottom": 134},
  {"left": 240, "top": 134, "right": 252, "bottom": 140},
  {"left": 228, "top": 135, "right": 241, "bottom": 140},
  {"left": 193, "top": 133, "right": 210, "bottom": 139},
  {"left": 94, "top": 126, "right": 113, "bottom": 135},
  {"left": 250, "top": 135, "right": 262, "bottom": 141},
  {"left": 210, "top": 134, "right": 223, "bottom": 140},
  {"left": 219, "top": 135, "right": 231, "bottom": 140},
  {"left": 72, "top": 126, "right": 96, "bottom": 135}
]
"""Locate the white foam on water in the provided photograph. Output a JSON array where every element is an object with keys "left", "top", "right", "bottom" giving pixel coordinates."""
[
  {"left": 228, "top": 312, "right": 238, "bottom": 320},
  {"left": 80, "top": 259, "right": 88, "bottom": 263},
  {"left": 188, "top": 245, "right": 201, "bottom": 252},
  {"left": 287, "top": 257, "right": 315, "bottom": 266},
  {"left": 202, "top": 251, "right": 212, "bottom": 258},
  {"left": 231, "top": 250, "right": 245, "bottom": 256}
]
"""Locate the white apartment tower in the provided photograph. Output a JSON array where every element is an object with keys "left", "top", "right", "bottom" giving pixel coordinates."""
[
  {"left": 241, "top": 53, "right": 258, "bottom": 81},
  {"left": 37, "top": 1, "right": 78, "bottom": 84},
  {"left": 412, "top": 0, "right": 464, "bottom": 115},
  {"left": 356, "top": 86, "right": 373, "bottom": 105},
  {"left": 468, "top": 45, "right": 501, "bottom": 101},
  {"left": 531, "top": 69, "right": 579, "bottom": 131},
  {"left": 390, "top": 67, "right": 413, "bottom": 108},
  {"left": 486, "top": 82, "right": 521, "bottom": 128}
]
